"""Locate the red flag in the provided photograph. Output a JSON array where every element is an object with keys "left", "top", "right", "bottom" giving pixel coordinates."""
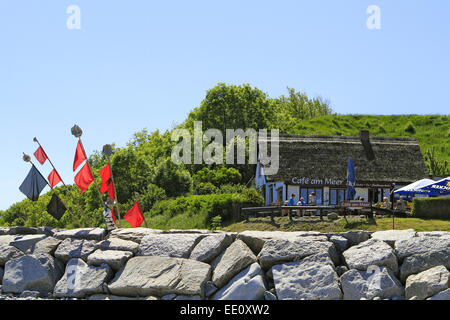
[
  {"left": 48, "top": 169, "right": 62, "bottom": 188},
  {"left": 73, "top": 141, "right": 87, "bottom": 172},
  {"left": 74, "top": 163, "right": 94, "bottom": 193},
  {"left": 124, "top": 202, "right": 144, "bottom": 228},
  {"left": 107, "top": 181, "right": 115, "bottom": 200},
  {"left": 100, "top": 164, "right": 111, "bottom": 183},
  {"left": 34, "top": 146, "right": 48, "bottom": 165}
]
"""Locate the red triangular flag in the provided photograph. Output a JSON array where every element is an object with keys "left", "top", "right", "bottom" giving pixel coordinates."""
[
  {"left": 74, "top": 163, "right": 94, "bottom": 193},
  {"left": 123, "top": 202, "right": 144, "bottom": 228},
  {"left": 48, "top": 169, "right": 62, "bottom": 188},
  {"left": 100, "top": 181, "right": 108, "bottom": 194},
  {"left": 100, "top": 164, "right": 111, "bottom": 183},
  {"left": 73, "top": 141, "right": 87, "bottom": 172},
  {"left": 34, "top": 146, "right": 48, "bottom": 165}
]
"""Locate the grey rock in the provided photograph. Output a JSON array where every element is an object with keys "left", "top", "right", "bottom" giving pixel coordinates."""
[
  {"left": 327, "top": 212, "right": 339, "bottom": 220},
  {"left": 7, "top": 227, "right": 39, "bottom": 235},
  {"left": 272, "top": 253, "right": 342, "bottom": 300},
  {"left": 54, "top": 238, "right": 98, "bottom": 263},
  {"left": 0, "top": 228, "right": 8, "bottom": 235},
  {"left": 264, "top": 291, "right": 278, "bottom": 300},
  {"left": 395, "top": 236, "right": 450, "bottom": 262},
  {"left": 19, "top": 290, "right": 41, "bottom": 298},
  {"left": 53, "top": 228, "right": 107, "bottom": 241},
  {"left": 189, "top": 234, "right": 233, "bottom": 263},
  {"left": 340, "top": 267, "right": 404, "bottom": 300},
  {"left": 9, "top": 235, "right": 47, "bottom": 253},
  {"left": 108, "top": 256, "right": 211, "bottom": 297},
  {"left": 87, "top": 249, "right": 133, "bottom": 271},
  {"left": 417, "top": 231, "right": 450, "bottom": 238},
  {"left": 161, "top": 293, "right": 177, "bottom": 300},
  {"left": 25, "top": 237, "right": 61, "bottom": 255},
  {"left": 405, "top": 265, "right": 450, "bottom": 300},
  {"left": 257, "top": 238, "right": 339, "bottom": 270},
  {"left": 329, "top": 236, "right": 348, "bottom": 252},
  {"left": 427, "top": 288, "right": 450, "bottom": 300},
  {"left": 97, "top": 237, "right": 140, "bottom": 253},
  {"left": 174, "top": 295, "right": 201, "bottom": 300},
  {"left": 399, "top": 248, "right": 450, "bottom": 282},
  {"left": 212, "top": 263, "right": 266, "bottom": 300},
  {"left": 342, "top": 239, "right": 398, "bottom": 273},
  {"left": 212, "top": 240, "right": 257, "bottom": 288},
  {"left": 53, "top": 258, "right": 112, "bottom": 298},
  {"left": 371, "top": 229, "right": 416, "bottom": 248},
  {"left": 0, "top": 235, "right": 15, "bottom": 245},
  {"left": 0, "top": 267, "right": 3, "bottom": 284},
  {"left": 0, "top": 245, "right": 23, "bottom": 267},
  {"left": 204, "top": 281, "right": 218, "bottom": 297},
  {"left": 336, "top": 266, "right": 349, "bottom": 277},
  {"left": 138, "top": 233, "right": 206, "bottom": 258},
  {"left": 340, "top": 231, "right": 371, "bottom": 247},
  {"left": 2, "top": 254, "right": 63, "bottom": 295},
  {"left": 108, "top": 228, "right": 161, "bottom": 243}
]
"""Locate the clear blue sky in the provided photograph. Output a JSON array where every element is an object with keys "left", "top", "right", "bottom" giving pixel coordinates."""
[{"left": 0, "top": 1, "right": 449, "bottom": 210}]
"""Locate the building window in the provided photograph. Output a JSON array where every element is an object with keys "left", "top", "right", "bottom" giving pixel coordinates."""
[
  {"left": 330, "top": 188, "right": 347, "bottom": 205},
  {"left": 301, "top": 188, "right": 323, "bottom": 205}
]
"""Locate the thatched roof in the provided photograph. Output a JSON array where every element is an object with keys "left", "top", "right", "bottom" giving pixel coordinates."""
[{"left": 260, "top": 132, "right": 429, "bottom": 185}]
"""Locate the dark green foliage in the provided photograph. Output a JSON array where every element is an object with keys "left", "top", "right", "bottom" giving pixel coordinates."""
[
  {"left": 404, "top": 122, "right": 416, "bottom": 134},
  {"left": 412, "top": 197, "right": 450, "bottom": 219},
  {"left": 424, "top": 147, "right": 449, "bottom": 176}
]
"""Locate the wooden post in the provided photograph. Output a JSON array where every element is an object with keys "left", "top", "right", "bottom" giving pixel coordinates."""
[{"left": 33, "top": 137, "right": 93, "bottom": 227}]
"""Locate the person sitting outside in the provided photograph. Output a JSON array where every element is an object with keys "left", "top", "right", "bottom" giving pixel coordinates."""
[
  {"left": 394, "top": 196, "right": 407, "bottom": 213},
  {"left": 381, "top": 196, "right": 391, "bottom": 209},
  {"left": 297, "top": 197, "right": 306, "bottom": 217}
]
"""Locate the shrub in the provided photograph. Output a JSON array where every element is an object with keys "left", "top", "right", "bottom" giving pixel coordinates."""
[
  {"left": 404, "top": 122, "right": 416, "bottom": 134},
  {"left": 412, "top": 197, "right": 450, "bottom": 219}
]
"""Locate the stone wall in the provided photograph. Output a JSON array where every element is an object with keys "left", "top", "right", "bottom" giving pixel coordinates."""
[{"left": 0, "top": 227, "right": 449, "bottom": 300}]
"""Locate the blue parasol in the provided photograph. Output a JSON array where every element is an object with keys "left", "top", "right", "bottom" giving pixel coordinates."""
[{"left": 346, "top": 157, "right": 356, "bottom": 200}]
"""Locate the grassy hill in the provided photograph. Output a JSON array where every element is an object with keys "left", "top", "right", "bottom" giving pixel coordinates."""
[{"left": 287, "top": 114, "right": 449, "bottom": 174}]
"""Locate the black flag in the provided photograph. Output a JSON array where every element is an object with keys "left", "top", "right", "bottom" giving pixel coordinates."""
[
  {"left": 47, "top": 193, "right": 67, "bottom": 221},
  {"left": 19, "top": 165, "right": 48, "bottom": 201}
]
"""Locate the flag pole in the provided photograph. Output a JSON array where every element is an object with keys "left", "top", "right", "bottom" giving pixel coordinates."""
[
  {"left": 33, "top": 137, "right": 93, "bottom": 227},
  {"left": 103, "top": 144, "right": 122, "bottom": 228},
  {"left": 22, "top": 153, "right": 83, "bottom": 228},
  {"left": 134, "top": 192, "right": 148, "bottom": 228},
  {"left": 71, "top": 125, "right": 105, "bottom": 207}
]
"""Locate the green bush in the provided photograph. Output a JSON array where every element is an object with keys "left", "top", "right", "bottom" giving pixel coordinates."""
[
  {"left": 145, "top": 189, "right": 264, "bottom": 230},
  {"left": 404, "top": 122, "right": 416, "bottom": 134},
  {"left": 412, "top": 197, "right": 450, "bottom": 219}
]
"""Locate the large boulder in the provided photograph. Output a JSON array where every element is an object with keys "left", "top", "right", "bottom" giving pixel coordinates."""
[
  {"left": 371, "top": 229, "right": 416, "bottom": 248},
  {"left": 399, "top": 248, "right": 450, "bottom": 282},
  {"left": 54, "top": 238, "right": 98, "bottom": 263},
  {"left": 108, "top": 228, "right": 161, "bottom": 243},
  {"left": 0, "top": 245, "right": 23, "bottom": 267},
  {"left": 189, "top": 234, "right": 233, "bottom": 263},
  {"left": 25, "top": 237, "right": 61, "bottom": 256},
  {"left": 53, "top": 228, "right": 106, "bottom": 241},
  {"left": 2, "top": 254, "right": 63, "bottom": 295},
  {"left": 0, "top": 267, "right": 3, "bottom": 284},
  {"left": 427, "top": 288, "right": 450, "bottom": 300},
  {"left": 340, "top": 267, "right": 404, "bottom": 300},
  {"left": 97, "top": 237, "right": 140, "bottom": 253},
  {"left": 212, "top": 263, "right": 266, "bottom": 300},
  {"left": 272, "top": 253, "right": 342, "bottom": 300},
  {"left": 339, "top": 231, "right": 371, "bottom": 247},
  {"left": 405, "top": 265, "right": 450, "bottom": 300},
  {"left": 107, "top": 256, "right": 211, "bottom": 297},
  {"left": 342, "top": 239, "right": 398, "bottom": 273},
  {"left": 257, "top": 238, "right": 339, "bottom": 270},
  {"left": 53, "top": 258, "right": 112, "bottom": 298},
  {"left": 395, "top": 236, "right": 450, "bottom": 262},
  {"left": 237, "top": 231, "right": 325, "bottom": 255},
  {"left": 212, "top": 240, "right": 257, "bottom": 288},
  {"left": 138, "top": 233, "right": 206, "bottom": 258},
  {"left": 87, "top": 249, "right": 133, "bottom": 271},
  {"left": 9, "top": 235, "right": 47, "bottom": 253},
  {"left": 329, "top": 235, "right": 349, "bottom": 252}
]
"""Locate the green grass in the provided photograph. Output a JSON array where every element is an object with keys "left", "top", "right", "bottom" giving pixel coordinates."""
[
  {"left": 221, "top": 216, "right": 450, "bottom": 233},
  {"left": 288, "top": 114, "right": 450, "bottom": 167}
]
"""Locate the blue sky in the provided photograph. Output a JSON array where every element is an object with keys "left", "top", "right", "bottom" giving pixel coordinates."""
[{"left": 0, "top": 1, "right": 449, "bottom": 210}]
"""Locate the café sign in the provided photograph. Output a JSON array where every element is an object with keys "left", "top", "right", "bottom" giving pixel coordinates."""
[{"left": 291, "top": 177, "right": 344, "bottom": 186}]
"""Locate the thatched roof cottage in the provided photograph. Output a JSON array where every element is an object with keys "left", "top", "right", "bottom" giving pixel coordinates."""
[{"left": 256, "top": 131, "right": 429, "bottom": 205}]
